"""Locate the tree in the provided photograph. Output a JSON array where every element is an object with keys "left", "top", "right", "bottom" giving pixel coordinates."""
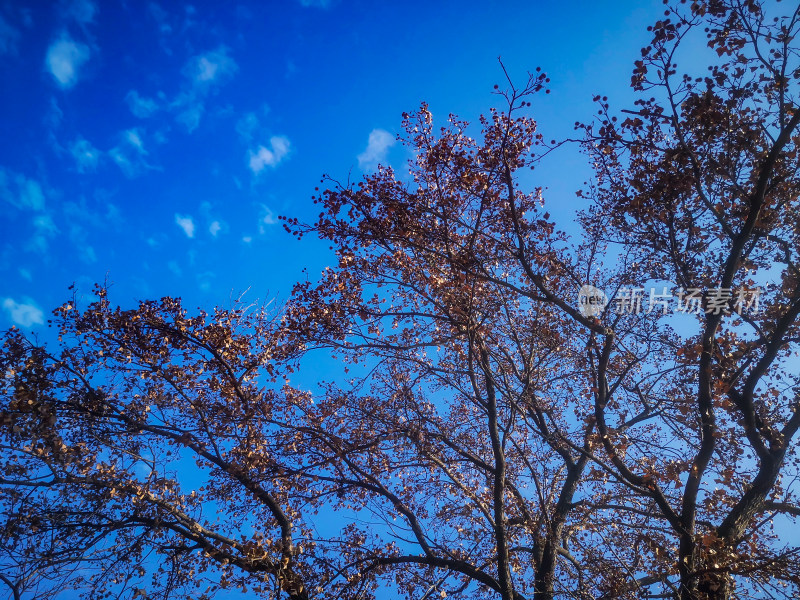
[
  {"left": 287, "top": 1, "right": 800, "bottom": 597},
  {"left": 577, "top": 1, "right": 800, "bottom": 597},
  {"left": 0, "top": 290, "right": 317, "bottom": 599},
  {"left": 3, "top": 1, "right": 800, "bottom": 599}
]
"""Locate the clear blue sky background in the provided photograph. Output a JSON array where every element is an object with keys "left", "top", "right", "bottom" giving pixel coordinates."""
[{"left": 0, "top": 0, "right": 667, "bottom": 332}]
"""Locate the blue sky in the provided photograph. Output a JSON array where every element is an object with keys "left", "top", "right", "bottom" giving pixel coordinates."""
[{"left": 0, "top": 0, "right": 666, "bottom": 333}]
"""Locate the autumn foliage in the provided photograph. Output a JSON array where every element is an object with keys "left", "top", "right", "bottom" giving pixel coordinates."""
[{"left": 3, "top": 1, "right": 800, "bottom": 599}]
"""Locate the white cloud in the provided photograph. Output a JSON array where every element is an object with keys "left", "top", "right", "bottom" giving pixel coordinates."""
[
  {"left": 20, "top": 179, "right": 45, "bottom": 210},
  {"left": 258, "top": 205, "right": 278, "bottom": 234},
  {"left": 185, "top": 46, "right": 237, "bottom": 87},
  {"left": 236, "top": 112, "right": 260, "bottom": 142},
  {"left": 125, "top": 129, "right": 144, "bottom": 150},
  {"left": 261, "top": 208, "right": 277, "bottom": 225},
  {"left": 195, "top": 56, "right": 220, "bottom": 81},
  {"left": 108, "top": 148, "right": 131, "bottom": 174},
  {"left": 200, "top": 202, "right": 225, "bottom": 237},
  {"left": 235, "top": 106, "right": 272, "bottom": 148},
  {"left": 63, "top": 197, "right": 122, "bottom": 230},
  {"left": 26, "top": 236, "right": 49, "bottom": 254},
  {"left": 196, "top": 272, "right": 215, "bottom": 292},
  {"left": 18, "top": 268, "right": 32, "bottom": 281},
  {"left": 66, "top": 223, "right": 96, "bottom": 263},
  {"left": 152, "top": 130, "right": 168, "bottom": 145},
  {"left": 27, "top": 213, "right": 59, "bottom": 253},
  {"left": 46, "top": 36, "right": 90, "bottom": 89},
  {"left": 2, "top": 297, "right": 44, "bottom": 327},
  {"left": 167, "top": 260, "right": 182, "bottom": 276},
  {"left": 0, "top": 169, "right": 45, "bottom": 211},
  {"left": 249, "top": 136, "right": 290, "bottom": 173},
  {"left": 126, "top": 90, "right": 159, "bottom": 118},
  {"left": 45, "top": 98, "right": 64, "bottom": 130},
  {"left": 63, "top": 0, "right": 97, "bottom": 25},
  {"left": 358, "top": 128, "right": 395, "bottom": 170},
  {"left": 163, "top": 46, "right": 238, "bottom": 133},
  {"left": 110, "top": 128, "right": 153, "bottom": 177},
  {"left": 148, "top": 3, "right": 171, "bottom": 33},
  {"left": 33, "top": 214, "right": 58, "bottom": 236},
  {"left": 175, "top": 214, "right": 195, "bottom": 238},
  {"left": 176, "top": 104, "right": 203, "bottom": 132},
  {"left": 242, "top": 236, "right": 252, "bottom": 243},
  {"left": 70, "top": 137, "right": 101, "bottom": 172}
]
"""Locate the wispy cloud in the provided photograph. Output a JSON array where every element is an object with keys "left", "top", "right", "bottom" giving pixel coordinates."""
[
  {"left": 121, "top": 47, "right": 238, "bottom": 134},
  {"left": 125, "top": 129, "right": 144, "bottom": 151},
  {"left": 175, "top": 214, "right": 195, "bottom": 238},
  {"left": 59, "top": 196, "right": 119, "bottom": 262},
  {"left": 0, "top": 15, "right": 21, "bottom": 55},
  {"left": 70, "top": 137, "right": 101, "bottom": 172},
  {"left": 0, "top": 169, "right": 59, "bottom": 253},
  {"left": 235, "top": 105, "right": 270, "bottom": 142},
  {"left": 62, "top": 0, "right": 97, "bottom": 25},
  {"left": 109, "top": 128, "right": 154, "bottom": 177},
  {"left": 45, "top": 98, "right": 64, "bottom": 130},
  {"left": 125, "top": 90, "right": 160, "bottom": 118},
  {"left": 147, "top": 4, "right": 204, "bottom": 54},
  {"left": 63, "top": 197, "right": 122, "bottom": 230},
  {"left": 0, "top": 169, "right": 45, "bottom": 211},
  {"left": 33, "top": 214, "right": 57, "bottom": 236},
  {"left": 196, "top": 271, "right": 215, "bottom": 292},
  {"left": 176, "top": 104, "right": 203, "bottom": 132},
  {"left": 169, "top": 46, "right": 238, "bottom": 132},
  {"left": 167, "top": 260, "right": 182, "bottom": 276},
  {"left": 258, "top": 205, "right": 278, "bottom": 234},
  {"left": 184, "top": 46, "right": 237, "bottom": 87},
  {"left": 27, "top": 213, "right": 59, "bottom": 253},
  {"left": 148, "top": 2, "right": 171, "bottom": 34},
  {"left": 249, "top": 136, "right": 290, "bottom": 173},
  {"left": 67, "top": 223, "right": 97, "bottom": 263},
  {"left": 45, "top": 36, "right": 90, "bottom": 89},
  {"left": 358, "top": 129, "right": 395, "bottom": 170},
  {"left": 2, "top": 297, "right": 44, "bottom": 327},
  {"left": 199, "top": 202, "right": 226, "bottom": 238}
]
